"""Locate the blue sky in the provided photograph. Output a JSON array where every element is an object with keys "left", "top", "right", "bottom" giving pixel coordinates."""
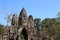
[{"left": 0, "top": 0, "right": 60, "bottom": 25}]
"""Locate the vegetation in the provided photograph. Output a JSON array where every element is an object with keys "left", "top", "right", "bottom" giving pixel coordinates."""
[
  {"left": 0, "top": 12, "right": 60, "bottom": 39},
  {"left": 34, "top": 18, "right": 42, "bottom": 30},
  {"left": 0, "top": 24, "right": 4, "bottom": 35},
  {"left": 4, "top": 13, "right": 12, "bottom": 26},
  {"left": 34, "top": 12, "right": 60, "bottom": 39}
]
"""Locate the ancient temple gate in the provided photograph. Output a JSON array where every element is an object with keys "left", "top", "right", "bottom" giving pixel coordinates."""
[
  {"left": 2, "top": 8, "right": 52, "bottom": 40},
  {"left": 10, "top": 8, "right": 36, "bottom": 40}
]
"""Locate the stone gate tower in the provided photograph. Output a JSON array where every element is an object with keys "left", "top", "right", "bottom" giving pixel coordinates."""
[
  {"left": 18, "top": 8, "right": 36, "bottom": 40},
  {"left": 2, "top": 8, "right": 36, "bottom": 40}
]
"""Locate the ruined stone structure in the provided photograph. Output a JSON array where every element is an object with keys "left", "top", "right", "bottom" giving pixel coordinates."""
[
  {"left": 12, "top": 8, "right": 37, "bottom": 40},
  {"left": 2, "top": 8, "right": 51, "bottom": 40},
  {"left": 2, "top": 8, "right": 37, "bottom": 40}
]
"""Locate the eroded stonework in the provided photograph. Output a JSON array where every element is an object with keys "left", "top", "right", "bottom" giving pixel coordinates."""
[
  {"left": 2, "top": 8, "right": 37, "bottom": 40},
  {"left": 2, "top": 8, "right": 51, "bottom": 40}
]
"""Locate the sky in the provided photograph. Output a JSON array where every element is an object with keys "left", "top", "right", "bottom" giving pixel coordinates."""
[{"left": 0, "top": 0, "right": 60, "bottom": 25}]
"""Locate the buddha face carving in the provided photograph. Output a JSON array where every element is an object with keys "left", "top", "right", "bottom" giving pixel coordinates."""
[
  {"left": 12, "top": 14, "right": 18, "bottom": 26},
  {"left": 19, "top": 8, "right": 27, "bottom": 26},
  {"left": 28, "top": 15, "right": 33, "bottom": 22},
  {"left": 21, "top": 17, "right": 25, "bottom": 23},
  {"left": 21, "top": 17, "right": 27, "bottom": 26}
]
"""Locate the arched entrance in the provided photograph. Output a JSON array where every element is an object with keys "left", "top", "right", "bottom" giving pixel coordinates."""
[{"left": 21, "top": 28, "right": 28, "bottom": 40}]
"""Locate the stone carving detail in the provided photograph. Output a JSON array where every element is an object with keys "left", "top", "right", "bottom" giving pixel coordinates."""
[
  {"left": 11, "top": 14, "right": 19, "bottom": 40},
  {"left": 12, "top": 14, "right": 18, "bottom": 27},
  {"left": 2, "top": 8, "right": 50, "bottom": 40},
  {"left": 28, "top": 15, "right": 35, "bottom": 32},
  {"left": 19, "top": 8, "right": 27, "bottom": 27}
]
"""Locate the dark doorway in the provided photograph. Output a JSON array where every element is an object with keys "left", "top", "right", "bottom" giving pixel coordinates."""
[
  {"left": 9, "top": 37, "right": 14, "bottom": 40},
  {"left": 42, "top": 37, "right": 47, "bottom": 40},
  {"left": 21, "top": 28, "right": 28, "bottom": 40}
]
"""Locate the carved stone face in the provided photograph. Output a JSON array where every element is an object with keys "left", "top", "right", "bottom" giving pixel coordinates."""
[
  {"left": 21, "top": 17, "right": 25, "bottom": 23},
  {"left": 28, "top": 15, "right": 33, "bottom": 22},
  {"left": 21, "top": 17, "right": 27, "bottom": 26},
  {"left": 21, "top": 11, "right": 26, "bottom": 17},
  {"left": 19, "top": 8, "right": 27, "bottom": 26},
  {"left": 20, "top": 8, "right": 27, "bottom": 18},
  {"left": 12, "top": 14, "right": 18, "bottom": 25}
]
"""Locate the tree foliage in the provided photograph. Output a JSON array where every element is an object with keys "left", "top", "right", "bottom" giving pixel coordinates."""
[
  {"left": 34, "top": 16, "right": 60, "bottom": 39},
  {"left": 42, "top": 18, "right": 60, "bottom": 39},
  {"left": 34, "top": 18, "right": 42, "bottom": 30}
]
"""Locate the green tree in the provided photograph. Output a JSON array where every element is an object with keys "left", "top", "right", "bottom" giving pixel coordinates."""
[
  {"left": 34, "top": 18, "right": 42, "bottom": 30},
  {"left": 54, "top": 12, "right": 60, "bottom": 38},
  {"left": 42, "top": 18, "right": 51, "bottom": 28},
  {"left": 53, "top": 21, "right": 60, "bottom": 39},
  {"left": 42, "top": 18, "right": 57, "bottom": 40}
]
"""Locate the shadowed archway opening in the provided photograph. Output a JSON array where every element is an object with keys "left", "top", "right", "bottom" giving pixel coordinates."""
[{"left": 21, "top": 28, "right": 28, "bottom": 40}]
